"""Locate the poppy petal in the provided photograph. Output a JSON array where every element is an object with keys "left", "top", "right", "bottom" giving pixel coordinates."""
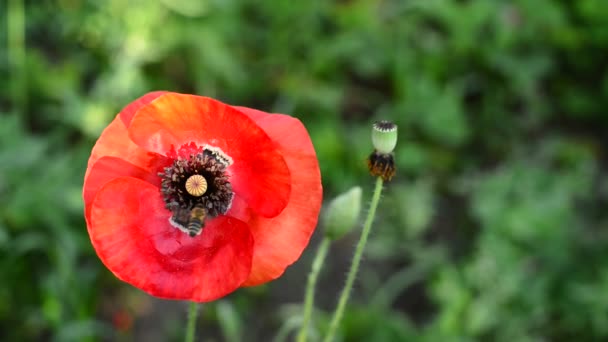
[
  {"left": 84, "top": 156, "right": 160, "bottom": 225},
  {"left": 119, "top": 91, "right": 167, "bottom": 126},
  {"left": 84, "top": 116, "right": 168, "bottom": 181},
  {"left": 90, "top": 177, "right": 254, "bottom": 302},
  {"left": 127, "top": 93, "right": 291, "bottom": 218},
  {"left": 83, "top": 116, "right": 169, "bottom": 223},
  {"left": 234, "top": 107, "right": 323, "bottom": 286},
  {"left": 225, "top": 194, "right": 252, "bottom": 223}
]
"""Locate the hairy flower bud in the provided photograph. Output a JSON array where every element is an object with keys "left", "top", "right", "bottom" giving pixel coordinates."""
[{"left": 324, "top": 186, "right": 362, "bottom": 240}]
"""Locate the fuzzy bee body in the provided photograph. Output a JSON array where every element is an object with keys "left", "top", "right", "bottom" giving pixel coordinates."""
[{"left": 187, "top": 204, "right": 207, "bottom": 237}]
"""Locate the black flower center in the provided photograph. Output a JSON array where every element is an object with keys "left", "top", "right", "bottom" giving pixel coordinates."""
[{"left": 159, "top": 145, "right": 234, "bottom": 236}]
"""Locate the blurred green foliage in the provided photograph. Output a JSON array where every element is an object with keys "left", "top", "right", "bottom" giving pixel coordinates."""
[{"left": 1, "top": 0, "right": 608, "bottom": 341}]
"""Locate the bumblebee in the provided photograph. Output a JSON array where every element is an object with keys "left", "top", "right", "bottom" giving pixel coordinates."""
[{"left": 187, "top": 204, "right": 207, "bottom": 237}]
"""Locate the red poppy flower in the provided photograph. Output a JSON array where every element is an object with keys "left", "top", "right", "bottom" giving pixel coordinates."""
[{"left": 83, "top": 92, "right": 322, "bottom": 302}]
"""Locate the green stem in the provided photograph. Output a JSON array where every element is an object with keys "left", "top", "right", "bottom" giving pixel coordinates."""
[
  {"left": 8, "top": 0, "right": 26, "bottom": 113},
  {"left": 185, "top": 302, "right": 199, "bottom": 342},
  {"left": 324, "top": 177, "right": 384, "bottom": 342},
  {"left": 297, "top": 236, "right": 331, "bottom": 342}
]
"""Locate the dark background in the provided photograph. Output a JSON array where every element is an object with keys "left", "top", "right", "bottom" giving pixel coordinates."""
[{"left": 2, "top": 0, "right": 608, "bottom": 341}]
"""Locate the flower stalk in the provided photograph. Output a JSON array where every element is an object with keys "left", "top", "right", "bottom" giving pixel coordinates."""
[
  {"left": 185, "top": 302, "right": 199, "bottom": 342},
  {"left": 323, "top": 177, "right": 384, "bottom": 342},
  {"left": 297, "top": 236, "right": 331, "bottom": 342}
]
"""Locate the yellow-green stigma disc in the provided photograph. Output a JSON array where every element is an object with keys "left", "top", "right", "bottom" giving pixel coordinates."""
[{"left": 185, "top": 174, "right": 208, "bottom": 197}]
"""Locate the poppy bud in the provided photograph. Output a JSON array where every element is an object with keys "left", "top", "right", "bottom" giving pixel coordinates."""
[{"left": 324, "top": 186, "right": 362, "bottom": 240}]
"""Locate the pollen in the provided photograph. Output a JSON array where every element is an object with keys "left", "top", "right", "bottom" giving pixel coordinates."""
[{"left": 185, "top": 174, "right": 208, "bottom": 197}]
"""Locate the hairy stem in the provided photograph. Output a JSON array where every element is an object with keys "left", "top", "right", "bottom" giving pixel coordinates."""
[
  {"left": 324, "top": 177, "right": 384, "bottom": 342},
  {"left": 297, "top": 237, "right": 331, "bottom": 342}
]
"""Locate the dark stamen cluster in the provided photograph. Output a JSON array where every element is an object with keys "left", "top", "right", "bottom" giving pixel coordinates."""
[
  {"left": 159, "top": 149, "right": 233, "bottom": 225},
  {"left": 367, "top": 151, "right": 396, "bottom": 181}
]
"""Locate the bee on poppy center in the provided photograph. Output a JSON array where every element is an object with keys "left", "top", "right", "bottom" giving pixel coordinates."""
[
  {"left": 160, "top": 145, "right": 235, "bottom": 236},
  {"left": 187, "top": 204, "right": 207, "bottom": 237}
]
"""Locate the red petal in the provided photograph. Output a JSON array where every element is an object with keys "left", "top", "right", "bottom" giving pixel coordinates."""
[
  {"left": 90, "top": 177, "right": 254, "bottom": 302},
  {"left": 234, "top": 107, "right": 323, "bottom": 286},
  {"left": 127, "top": 93, "right": 291, "bottom": 217},
  {"left": 83, "top": 156, "right": 160, "bottom": 225},
  {"left": 85, "top": 116, "right": 156, "bottom": 176},
  {"left": 119, "top": 91, "right": 167, "bottom": 126},
  {"left": 83, "top": 117, "right": 168, "bottom": 223},
  {"left": 225, "top": 194, "right": 252, "bottom": 223}
]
